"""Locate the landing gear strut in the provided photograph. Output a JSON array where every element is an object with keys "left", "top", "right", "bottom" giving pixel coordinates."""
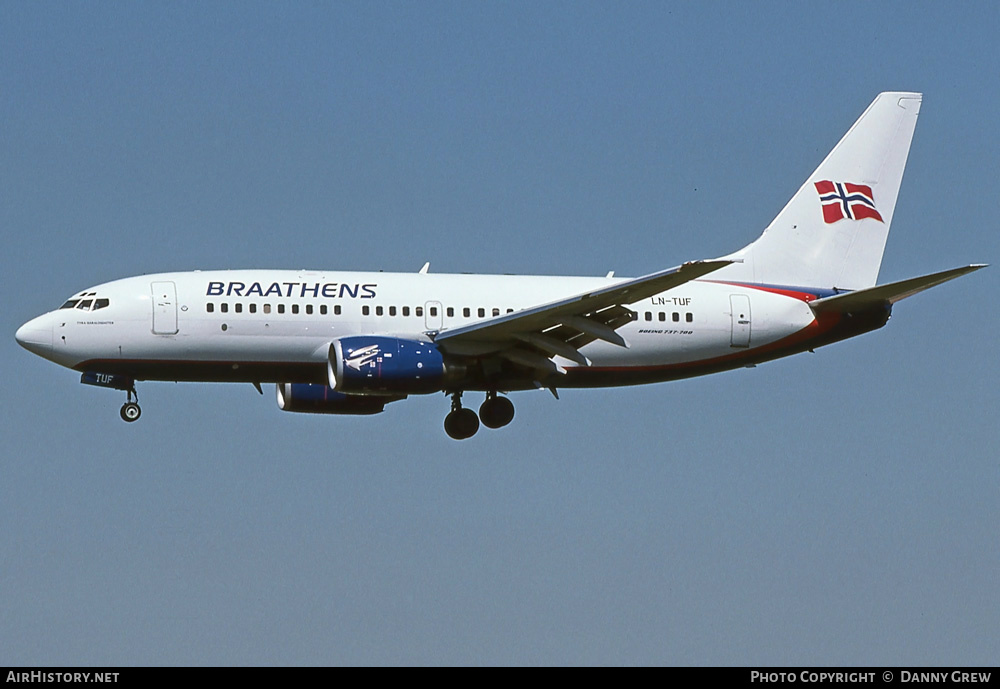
[
  {"left": 479, "top": 392, "right": 514, "bottom": 429},
  {"left": 444, "top": 391, "right": 479, "bottom": 440},
  {"left": 119, "top": 386, "right": 141, "bottom": 423}
]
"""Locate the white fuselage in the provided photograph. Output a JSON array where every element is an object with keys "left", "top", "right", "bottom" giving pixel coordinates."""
[{"left": 16, "top": 269, "right": 856, "bottom": 391}]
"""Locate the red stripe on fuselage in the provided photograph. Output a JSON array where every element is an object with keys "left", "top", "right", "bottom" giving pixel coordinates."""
[{"left": 701, "top": 280, "right": 822, "bottom": 302}]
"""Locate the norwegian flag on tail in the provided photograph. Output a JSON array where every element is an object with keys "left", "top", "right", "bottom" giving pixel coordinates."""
[{"left": 814, "top": 181, "right": 883, "bottom": 224}]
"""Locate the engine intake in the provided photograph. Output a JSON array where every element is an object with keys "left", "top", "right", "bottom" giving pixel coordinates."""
[
  {"left": 329, "top": 336, "right": 446, "bottom": 394},
  {"left": 276, "top": 383, "right": 397, "bottom": 415}
]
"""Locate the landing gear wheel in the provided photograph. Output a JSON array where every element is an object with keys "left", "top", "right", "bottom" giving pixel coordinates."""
[
  {"left": 120, "top": 385, "right": 141, "bottom": 423},
  {"left": 444, "top": 408, "right": 479, "bottom": 440},
  {"left": 120, "top": 402, "right": 141, "bottom": 422},
  {"left": 479, "top": 395, "right": 514, "bottom": 429},
  {"left": 444, "top": 392, "right": 479, "bottom": 440}
]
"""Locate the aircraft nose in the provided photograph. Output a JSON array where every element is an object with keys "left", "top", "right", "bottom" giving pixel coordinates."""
[{"left": 15, "top": 315, "right": 53, "bottom": 355}]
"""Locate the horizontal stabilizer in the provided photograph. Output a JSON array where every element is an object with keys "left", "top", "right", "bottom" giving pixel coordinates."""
[{"left": 809, "top": 264, "right": 987, "bottom": 313}]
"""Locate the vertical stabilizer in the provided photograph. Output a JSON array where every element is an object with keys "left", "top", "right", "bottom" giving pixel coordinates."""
[{"left": 715, "top": 92, "right": 922, "bottom": 290}]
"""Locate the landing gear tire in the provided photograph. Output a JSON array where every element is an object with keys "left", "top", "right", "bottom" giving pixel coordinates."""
[
  {"left": 479, "top": 395, "right": 514, "bottom": 429},
  {"left": 120, "top": 402, "right": 141, "bottom": 423},
  {"left": 444, "top": 408, "right": 479, "bottom": 440}
]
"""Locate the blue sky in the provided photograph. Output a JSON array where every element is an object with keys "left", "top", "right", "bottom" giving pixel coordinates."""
[{"left": 2, "top": 2, "right": 998, "bottom": 665}]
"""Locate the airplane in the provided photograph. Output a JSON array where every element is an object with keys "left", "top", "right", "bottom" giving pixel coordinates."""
[{"left": 15, "top": 92, "right": 985, "bottom": 439}]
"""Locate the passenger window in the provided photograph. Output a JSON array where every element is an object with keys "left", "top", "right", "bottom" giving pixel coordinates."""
[
  {"left": 672, "top": 312, "right": 679, "bottom": 322},
  {"left": 306, "top": 305, "right": 313, "bottom": 315},
  {"left": 320, "top": 305, "right": 328, "bottom": 315},
  {"left": 389, "top": 306, "right": 397, "bottom": 316},
  {"left": 463, "top": 307, "right": 470, "bottom": 317},
  {"left": 658, "top": 312, "right": 665, "bottom": 322},
  {"left": 416, "top": 307, "right": 423, "bottom": 317},
  {"left": 478, "top": 308, "right": 485, "bottom": 318},
  {"left": 277, "top": 304, "right": 285, "bottom": 314},
  {"left": 644, "top": 312, "right": 652, "bottom": 321},
  {"left": 492, "top": 308, "right": 500, "bottom": 317},
  {"left": 507, "top": 308, "right": 513, "bottom": 314},
  {"left": 207, "top": 303, "right": 215, "bottom": 313},
  {"left": 221, "top": 303, "right": 229, "bottom": 313},
  {"left": 376, "top": 306, "right": 384, "bottom": 316},
  {"left": 402, "top": 306, "right": 410, "bottom": 317},
  {"left": 334, "top": 305, "right": 341, "bottom": 316},
  {"left": 446, "top": 307, "right": 454, "bottom": 317},
  {"left": 686, "top": 313, "right": 693, "bottom": 323},
  {"left": 263, "top": 304, "right": 271, "bottom": 314},
  {"left": 430, "top": 306, "right": 438, "bottom": 317},
  {"left": 235, "top": 303, "right": 243, "bottom": 313},
  {"left": 362, "top": 305, "right": 370, "bottom": 316},
  {"left": 249, "top": 303, "right": 257, "bottom": 314}
]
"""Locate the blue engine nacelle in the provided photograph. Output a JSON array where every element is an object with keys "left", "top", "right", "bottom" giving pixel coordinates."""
[
  {"left": 328, "top": 336, "right": 446, "bottom": 394},
  {"left": 276, "top": 383, "right": 397, "bottom": 415}
]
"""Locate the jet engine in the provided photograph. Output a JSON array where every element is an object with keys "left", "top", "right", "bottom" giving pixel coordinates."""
[
  {"left": 328, "top": 336, "right": 446, "bottom": 394},
  {"left": 275, "top": 383, "right": 398, "bottom": 415}
]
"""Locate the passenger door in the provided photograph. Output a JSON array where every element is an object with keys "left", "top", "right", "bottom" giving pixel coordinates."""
[
  {"left": 730, "top": 294, "right": 751, "bottom": 348},
  {"left": 151, "top": 281, "right": 179, "bottom": 335}
]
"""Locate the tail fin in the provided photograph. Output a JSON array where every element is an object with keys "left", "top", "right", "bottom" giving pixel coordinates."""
[{"left": 715, "top": 92, "right": 922, "bottom": 290}]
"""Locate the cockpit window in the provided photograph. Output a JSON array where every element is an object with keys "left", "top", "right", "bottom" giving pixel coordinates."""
[{"left": 61, "top": 296, "right": 109, "bottom": 311}]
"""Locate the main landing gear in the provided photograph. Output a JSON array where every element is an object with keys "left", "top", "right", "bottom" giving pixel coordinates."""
[
  {"left": 479, "top": 391, "right": 515, "bottom": 429},
  {"left": 444, "top": 392, "right": 479, "bottom": 440},
  {"left": 119, "top": 386, "right": 141, "bottom": 423},
  {"left": 444, "top": 391, "right": 515, "bottom": 440}
]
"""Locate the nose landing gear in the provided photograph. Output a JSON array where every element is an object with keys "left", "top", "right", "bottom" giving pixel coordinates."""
[
  {"left": 80, "top": 372, "right": 141, "bottom": 423},
  {"left": 119, "top": 386, "right": 141, "bottom": 423}
]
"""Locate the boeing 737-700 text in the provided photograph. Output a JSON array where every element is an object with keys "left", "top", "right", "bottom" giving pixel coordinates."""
[{"left": 15, "top": 92, "right": 985, "bottom": 439}]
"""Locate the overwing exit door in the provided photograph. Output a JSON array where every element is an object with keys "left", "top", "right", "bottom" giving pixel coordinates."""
[{"left": 425, "top": 301, "right": 443, "bottom": 331}]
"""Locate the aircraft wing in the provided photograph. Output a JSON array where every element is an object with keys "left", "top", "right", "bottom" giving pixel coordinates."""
[
  {"left": 809, "top": 264, "right": 987, "bottom": 313},
  {"left": 434, "top": 260, "right": 731, "bottom": 373}
]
